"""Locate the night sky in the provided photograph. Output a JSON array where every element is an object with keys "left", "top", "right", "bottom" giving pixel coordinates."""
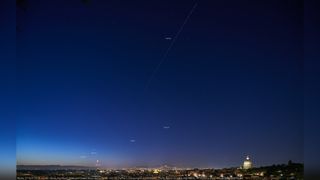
[
  {"left": 16, "top": 0, "right": 303, "bottom": 168},
  {"left": 0, "top": 0, "right": 15, "bottom": 177}
]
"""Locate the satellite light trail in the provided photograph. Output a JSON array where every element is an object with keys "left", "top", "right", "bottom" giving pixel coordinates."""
[{"left": 144, "top": 2, "right": 198, "bottom": 91}]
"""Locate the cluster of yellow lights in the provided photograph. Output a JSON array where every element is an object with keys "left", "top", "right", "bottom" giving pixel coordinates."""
[{"left": 153, "top": 169, "right": 160, "bottom": 174}]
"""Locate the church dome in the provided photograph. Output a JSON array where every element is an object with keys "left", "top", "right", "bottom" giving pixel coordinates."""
[{"left": 243, "top": 156, "right": 252, "bottom": 170}]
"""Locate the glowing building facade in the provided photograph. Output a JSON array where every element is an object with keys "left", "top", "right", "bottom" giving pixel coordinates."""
[{"left": 243, "top": 156, "right": 252, "bottom": 170}]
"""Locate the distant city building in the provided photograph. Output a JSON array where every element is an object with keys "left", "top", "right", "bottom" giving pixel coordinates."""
[{"left": 243, "top": 156, "right": 253, "bottom": 170}]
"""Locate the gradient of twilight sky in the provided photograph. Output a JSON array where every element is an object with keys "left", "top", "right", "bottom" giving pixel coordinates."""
[{"left": 16, "top": 0, "right": 303, "bottom": 168}]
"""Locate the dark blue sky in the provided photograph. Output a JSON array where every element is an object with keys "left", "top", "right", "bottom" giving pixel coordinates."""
[
  {"left": 304, "top": 0, "right": 320, "bottom": 174},
  {"left": 0, "top": 0, "right": 15, "bottom": 176},
  {"left": 16, "top": 0, "right": 303, "bottom": 168}
]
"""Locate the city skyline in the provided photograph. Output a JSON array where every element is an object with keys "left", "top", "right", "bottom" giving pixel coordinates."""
[
  {"left": 17, "top": 155, "right": 255, "bottom": 169},
  {"left": 17, "top": 160, "right": 304, "bottom": 179},
  {"left": 16, "top": 0, "right": 303, "bottom": 169},
  {"left": 15, "top": 156, "right": 297, "bottom": 171}
]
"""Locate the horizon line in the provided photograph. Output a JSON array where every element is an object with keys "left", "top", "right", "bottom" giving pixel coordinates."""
[{"left": 17, "top": 161, "right": 303, "bottom": 170}]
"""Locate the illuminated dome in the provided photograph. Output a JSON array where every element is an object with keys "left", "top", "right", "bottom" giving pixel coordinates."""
[{"left": 243, "top": 156, "right": 252, "bottom": 170}]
